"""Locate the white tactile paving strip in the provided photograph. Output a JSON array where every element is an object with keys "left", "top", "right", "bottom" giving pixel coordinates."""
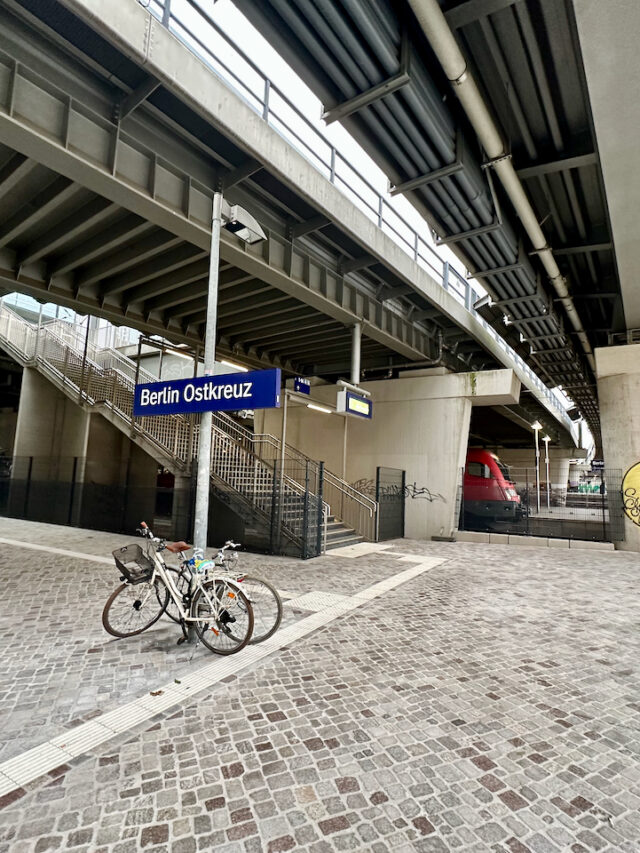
[
  {"left": 0, "top": 536, "right": 113, "bottom": 565},
  {"left": 285, "top": 591, "right": 352, "bottom": 611},
  {"left": 0, "top": 549, "right": 445, "bottom": 797},
  {"left": 324, "top": 542, "right": 393, "bottom": 558}
]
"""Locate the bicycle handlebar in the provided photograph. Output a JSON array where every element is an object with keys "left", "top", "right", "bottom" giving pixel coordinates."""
[{"left": 137, "top": 522, "right": 165, "bottom": 550}]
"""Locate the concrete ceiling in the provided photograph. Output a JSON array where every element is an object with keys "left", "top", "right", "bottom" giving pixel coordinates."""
[{"left": 574, "top": 0, "right": 640, "bottom": 329}]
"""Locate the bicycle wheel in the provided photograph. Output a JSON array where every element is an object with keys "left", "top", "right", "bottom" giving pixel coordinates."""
[
  {"left": 157, "top": 567, "right": 190, "bottom": 623},
  {"left": 237, "top": 575, "right": 283, "bottom": 644},
  {"left": 102, "top": 580, "right": 168, "bottom": 638},
  {"left": 191, "top": 579, "right": 254, "bottom": 655}
]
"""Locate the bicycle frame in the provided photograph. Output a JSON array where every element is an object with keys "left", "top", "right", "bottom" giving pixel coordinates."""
[{"left": 138, "top": 532, "right": 242, "bottom": 624}]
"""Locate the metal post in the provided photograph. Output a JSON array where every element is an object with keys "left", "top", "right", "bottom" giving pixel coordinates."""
[
  {"left": 35, "top": 304, "right": 43, "bottom": 359},
  {"left": 302, "top": 461, "right": 310, "bottom": 559},
  {"left": 162, "top": 0, "right": 171, "bottom": 27},
  {"left": 78, "top": 317, "right": 91, "bottom": 404},
  {"left": 351, "top": 322, "right": 361, "bottom": 386},
  {"left": 158, "top": 345, "right": 164, "bottom": 381},
  {"left": 193, "top": 191, "right": 223, "bottom": 553},
  {"left": 276, "top": 388, "right": 289, "bottom": 549},
  {"left": 317, "top": 461, "right": 325, "bottom": 556},
  {"left": 263, "top": 79, "right": 271, "bottom": 121},
  {"left": 342, "top": 418, "right": 348, "bottom": 480},
  {"left": 442, "top": 260, "right": 450, "bottom": 290},
  {"left": 534, "top": 429, "right": 540, "bottom": 514},
  {"left": 544, "top": 443, "right": 550, "bottom": 509},
  {"left": 600, "top": 469, "right": 607, "bottom": 541}
]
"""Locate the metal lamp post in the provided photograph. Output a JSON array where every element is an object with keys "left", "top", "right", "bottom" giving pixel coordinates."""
[
  {"left": 192, "top": 191, "right": 266, "bottom": 554},
  {"left": 542, "top": 435, "right": 551, "bottom": 509},
  {"left": 531, "top": 420, "right": 542, "bottom": 514}
]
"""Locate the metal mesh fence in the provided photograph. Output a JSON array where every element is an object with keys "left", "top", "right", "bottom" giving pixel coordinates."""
[
  {"left": 459, "top": 465, "right": 624, "bottom": 543},
  {"left": 0, "top": 455, "right": 323, "bottom": 558},
  {"left": 376, "top": 467, "right": 405, "bottom": 541}
]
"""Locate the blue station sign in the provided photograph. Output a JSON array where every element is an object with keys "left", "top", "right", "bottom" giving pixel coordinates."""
[{"left": 133, "top": 368, "right": 281, "bottom": 417}]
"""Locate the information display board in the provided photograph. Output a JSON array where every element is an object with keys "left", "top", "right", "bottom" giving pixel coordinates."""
[
  {"left": 336, "top": 388, "right": 373, "bottom": 419},
  {"left": 133, "top": 368, "right": 281, "bottom": 416}
]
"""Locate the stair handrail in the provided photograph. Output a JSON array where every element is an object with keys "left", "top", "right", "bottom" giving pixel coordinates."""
[{"left": 212, "top": 411, "right": 377, "bottom": 515}]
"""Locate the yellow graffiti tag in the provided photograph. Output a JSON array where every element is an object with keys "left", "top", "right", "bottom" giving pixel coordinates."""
[{"left": 622, "top": 462, "right": 640, "bottom": 525}]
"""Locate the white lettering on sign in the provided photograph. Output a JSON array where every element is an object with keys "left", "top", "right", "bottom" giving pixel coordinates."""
[
  {"left": 182, "top": 381, "right": 254, "bottom": 405},
  {"left": 140, "top": 387, "right": 179, "bottom": 406}
]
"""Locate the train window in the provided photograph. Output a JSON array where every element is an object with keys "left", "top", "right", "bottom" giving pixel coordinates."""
[{"left": 467, "top": 462, "right": 484, "bottom": 477}]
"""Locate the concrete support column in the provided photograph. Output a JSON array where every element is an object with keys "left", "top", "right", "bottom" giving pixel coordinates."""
[
  {"left": 256, "top": 368, "right": 520, "bottom": 540},
  {"left": 11, "top": 368, "right": 91, "bottom": 524},
  {"left": 595, "top": 344, "right": 640, "bottom": 550},
  {"left": 83, "top": 414, "right": 158, "bottom": 532},
  {"left": 172, "top": 474, "right": 193, "bottom": 540}
]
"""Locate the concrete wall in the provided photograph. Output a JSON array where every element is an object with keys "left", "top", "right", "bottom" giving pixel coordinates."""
[
  {"left": 82, "top": 414, "right": 158, "bottom": 533},
  {"left": 256, "top": 368, "right": 519, "bottom": 541},
  {"left": 12, "top": 367, "right": 90, "bottom": 480},
  {"left": 596, "top": 343, "right": 640, "bottom": 550},
  {"left": 0, "top": 410, "right": 18, "bottom": 454}
]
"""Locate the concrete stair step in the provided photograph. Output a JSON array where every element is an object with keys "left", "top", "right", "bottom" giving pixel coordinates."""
[{"left": 325, "top": 534, "right": 364, "bottom": 550}]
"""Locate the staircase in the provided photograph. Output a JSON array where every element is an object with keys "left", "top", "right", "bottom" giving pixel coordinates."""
[{"left": 0, "top": 304, "right": 376, "bottom": 554}]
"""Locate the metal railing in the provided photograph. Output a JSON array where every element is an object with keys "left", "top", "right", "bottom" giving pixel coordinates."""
[
  {"left": 0, "top": 304, "right": 361, "bottom": 548},
  {"left": 145, "top": 0, "right": 577, "bottom": 440},
  {"left": 210, "top": 411, "right": 378, "bottom": 541}
]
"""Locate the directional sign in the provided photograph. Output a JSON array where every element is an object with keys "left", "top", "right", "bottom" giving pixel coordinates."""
[
  {"left": 293, "top": 377, "right": 311, "bottom": 395},
  {"left": 133, "top": 368, "right": 281, "bottom": 417},
  {"left": 590, "top": 459, "right": 605, "bottom": 471},
  {"left": 336, "top": 389, "right": 373, "bottom": 419}
]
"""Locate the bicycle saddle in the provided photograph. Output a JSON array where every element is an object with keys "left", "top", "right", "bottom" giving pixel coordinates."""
[{"left": 166, "top": 541, "right": 191, "bottom": 553}]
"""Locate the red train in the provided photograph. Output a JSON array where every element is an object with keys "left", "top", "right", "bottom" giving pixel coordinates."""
[{"left": 464, "top": 449, "right": 522, "bottom": 522}]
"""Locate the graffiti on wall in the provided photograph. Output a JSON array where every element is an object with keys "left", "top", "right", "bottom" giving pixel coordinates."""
[
  {"left": 622, "top": 462, "right": 640, "bottom": 525},
  {"left": 351, "top": 478, "right": 446, "bottom": 503}
]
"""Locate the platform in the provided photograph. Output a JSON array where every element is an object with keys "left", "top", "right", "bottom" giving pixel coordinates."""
[{"left": 0, "top": 519, "right": 638, "bottom": 852}]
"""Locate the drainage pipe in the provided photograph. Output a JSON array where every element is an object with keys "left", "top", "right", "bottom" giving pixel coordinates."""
[{"left": 406, "top": 0, "right": 596, "bottom": 374}]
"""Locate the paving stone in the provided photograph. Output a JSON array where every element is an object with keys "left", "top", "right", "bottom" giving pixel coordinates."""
[{"left": 2, "top": 527, "right": 640, "bottom": 852}]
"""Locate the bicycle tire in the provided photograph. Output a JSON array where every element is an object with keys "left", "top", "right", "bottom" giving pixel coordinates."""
[
  {"left": 191, "top": 579, "right": 254, "bottom": 655},
  {"left": 237, "top": 575, "right": 283, "bottom": 644},
  {"left": 102, "top": 580, "right": 168, "bottom": 638},
  {"left": 157, "top": 567, "right": 190, "bottom": 624}
]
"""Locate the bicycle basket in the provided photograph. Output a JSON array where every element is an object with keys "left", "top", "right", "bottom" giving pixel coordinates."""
[{"left": 112, "top": 544, "right": 155, "bottom": 585}]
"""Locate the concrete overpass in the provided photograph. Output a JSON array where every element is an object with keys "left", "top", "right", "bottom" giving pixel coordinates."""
[{"left": 0, "top": 0, "right": 579, "bottom": 453}]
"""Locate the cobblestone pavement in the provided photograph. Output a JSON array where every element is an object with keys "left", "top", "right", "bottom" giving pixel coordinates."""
[{"left": 1, "top": 521, "right": 640, "bottom": 852}]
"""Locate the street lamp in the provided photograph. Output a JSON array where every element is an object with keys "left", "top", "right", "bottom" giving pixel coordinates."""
[
  {"left": 193, "top": 191, "right": 266, "bottom": 553},
  {"left": 542, "top": 435, "right": 551, "bottom": 509},
  {"left": 531, "top": 420, "right": 542, "bottom": 514}
]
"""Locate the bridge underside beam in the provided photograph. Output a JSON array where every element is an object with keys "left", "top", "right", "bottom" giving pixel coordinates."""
[
  {"left": 0, "top": 62, "right": 434, "bottom": 367},
  {"left": 0, "top": 0, "right": 577, "bottom": 441}
]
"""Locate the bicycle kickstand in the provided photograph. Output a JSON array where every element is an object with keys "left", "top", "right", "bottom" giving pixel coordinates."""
[{"left": 176, "top": 619, "right": 189, "bottom": 645}]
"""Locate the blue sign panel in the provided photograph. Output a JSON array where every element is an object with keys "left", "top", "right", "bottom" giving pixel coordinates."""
[
  {"left": 133, "top": 368, "right": 281, "bottom": 417},
  {"left": 293, "top": 377, "right": 311, "bottom": 395}
]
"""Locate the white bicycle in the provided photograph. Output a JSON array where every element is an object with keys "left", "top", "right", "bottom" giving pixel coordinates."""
[
  {"left": 161, "top": 541, "right": 283, "bottom": 645},
  {"left": 102, "top": 522, "right": 254, "bottom": 655}
]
